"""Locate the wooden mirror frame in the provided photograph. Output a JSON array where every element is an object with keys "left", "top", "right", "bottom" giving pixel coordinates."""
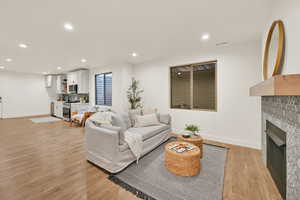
[{"left": 263, "top": 20, "right": 285, "bottom": 80}]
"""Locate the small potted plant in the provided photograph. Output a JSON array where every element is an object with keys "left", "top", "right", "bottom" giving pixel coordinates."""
[{"left": 184, "top": 124, "right": 200, "bottom": 137}]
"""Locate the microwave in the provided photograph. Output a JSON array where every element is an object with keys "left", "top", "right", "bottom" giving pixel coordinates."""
[{"left": 68, "top": 84, "right": 78, "bottom": 94}]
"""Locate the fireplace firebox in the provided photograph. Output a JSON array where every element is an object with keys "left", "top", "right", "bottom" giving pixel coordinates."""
[{"left": 266, "top": 120, "right": 286, "bottom": 199}]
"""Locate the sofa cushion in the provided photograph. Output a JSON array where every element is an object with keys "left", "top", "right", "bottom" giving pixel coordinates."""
[
  {"left": 135, "top": 113, "right": 160, "bottom": 128},
  {"left": 127, "top": 123, "right": 170, "bottom": 141},
  {"left": 119, "top": 123, "right": 170, "bottom": 152}
]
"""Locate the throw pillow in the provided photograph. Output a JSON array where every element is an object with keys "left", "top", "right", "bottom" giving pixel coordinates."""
[
  {"left": 121, "top": 113, "right": 132, "bottom": 129},
  {"left": 89, "top": 111, "right": 113, "bottom": 126},
  {"left": 111, "top": 113, "right": 131, "bottom": 145},
  {"left": 92, "top": 121, "right": 121, "bottom": 133},
  {"left": 142, "top": 108, "right": 157, "bottom": 115},
  {"left": 135, "top": 113, "right": 160, "bottom": 127},
  {"left": 111, "top": 113, "right": 127, "bottom": 131},
  {"left": 158, "top": 114, "right": 170, "bottom": 125}
]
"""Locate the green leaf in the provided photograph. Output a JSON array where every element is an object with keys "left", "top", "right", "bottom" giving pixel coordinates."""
[{"left": 127, "top": 78, "right": 144, "bottom": 109}]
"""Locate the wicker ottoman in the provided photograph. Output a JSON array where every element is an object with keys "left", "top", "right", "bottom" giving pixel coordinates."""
[
  {"left": 177, "top": 134, "right": 204, "bottom": 159},
  {"left": 165, "top": 141, "right": 201, "bottom": 177}
]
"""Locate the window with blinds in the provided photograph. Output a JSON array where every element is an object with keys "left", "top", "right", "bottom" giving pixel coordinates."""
[
  {"left": 95, "top": 73, "right": 112, "bottom": 106},
  {"left": 170, "top": 61, "right": 217, "bottom": 111}
]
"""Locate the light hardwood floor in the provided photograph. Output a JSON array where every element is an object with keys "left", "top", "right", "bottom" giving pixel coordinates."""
[{"left": 0, "top": 117, "right": 282, "bottom": 200}]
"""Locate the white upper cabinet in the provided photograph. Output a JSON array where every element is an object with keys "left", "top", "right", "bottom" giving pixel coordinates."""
[
  {"left": 77, "top": 70, "right": 89, "bottom": 94},
  {"left": 67, "top": 70, "right": 89, "bottom": 94},
  {"left": 56, "top": 75, "right": 62, "bottom": 92},
  {"left": 45, "top": 75, "right": 52, "bottom": 88},
  {"left": 67, "top": 72, "right": 78, "bottom": 85},
  {"left": 56, "top": 75, "right": 67, "bottom": 94}
]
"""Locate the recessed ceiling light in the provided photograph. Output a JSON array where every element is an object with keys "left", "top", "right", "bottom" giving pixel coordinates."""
[
  {"left": 5, "top": 58, "right": 12, "bottom": 62},
  {"left": 64, "top": 23, "right": 74, "bottom": 31},
  {"left": 131, "top": 52, "right": 138, "bottom": 57},
  {"left": 201, "top": 33, "right": 210, "bottom": 40},
  {"left": 19, "top": 43, "right": 28, "bottom": 48},
  {"left": 57, "top": 66, "right": 62, "bottom": 70},
  {"left": 81, "top": 58, "right": 87, "bottom": 63},
  {"left": 0, "top": 66, "right": 5, "bottom": 69}
]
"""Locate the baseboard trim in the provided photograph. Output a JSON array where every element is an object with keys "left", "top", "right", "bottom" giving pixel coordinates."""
[
  {"left": 2, "top": 114, "right": 50, "bottom": 120},
  {"left": 200, "top": 133, "right": 261, "bottom": 150}
]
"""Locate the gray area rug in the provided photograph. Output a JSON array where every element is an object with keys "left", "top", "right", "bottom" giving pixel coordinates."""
[
  {"left": 30, "top": 116, "right": 61, "bottom": 123},
  {"left": 109, "top": 139, "right": 228, "bottom": 200}
]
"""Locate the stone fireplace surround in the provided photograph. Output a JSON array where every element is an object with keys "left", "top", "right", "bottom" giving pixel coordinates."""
[{"left": 262, "top": 96, "right": 300, "bottom": 199}]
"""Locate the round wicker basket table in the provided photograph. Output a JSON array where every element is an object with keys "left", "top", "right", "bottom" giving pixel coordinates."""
[
  {"left": 165, "top": 141, "right": 201, "bottom": 177},
  {"left": 177, "top": 134, "right": 204, "bottom": 159}
]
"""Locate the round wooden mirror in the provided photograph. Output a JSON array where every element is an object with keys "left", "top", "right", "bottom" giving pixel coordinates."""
[{"left": 263, "top": 20, "right": 285, "bottom": 80}]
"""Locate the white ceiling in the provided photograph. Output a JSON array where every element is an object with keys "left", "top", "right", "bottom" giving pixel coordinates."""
[{"left": 0, "top": 0, "right": 272, "bottom": 74}]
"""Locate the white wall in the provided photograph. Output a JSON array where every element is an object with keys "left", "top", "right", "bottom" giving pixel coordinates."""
[
  {"left": 0, "top": 71, "right": 51, "bottom": 118},
  {"left": 263, "top": 0, "right": 300, "bottom": 75},
  {"left": 89, "top": 63, "right": 133, "bottom": 113},
  {"left": 133, "top": 41, "right": 262, "bottom": 149}
]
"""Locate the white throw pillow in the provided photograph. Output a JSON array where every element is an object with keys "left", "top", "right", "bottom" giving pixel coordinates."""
[
  {"left": 89, "top": 111, "right": 112, "bottom": 126},
  {"left": 135, "top": 113, "right": 160, "bottom": 127},
  {"left": 142, "top": 108, "right": 157, "bottom": 115}
]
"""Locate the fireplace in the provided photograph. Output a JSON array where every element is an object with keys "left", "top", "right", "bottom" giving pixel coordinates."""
[{"left": 266, "top": 120, "right": 286, "bottom": 199}]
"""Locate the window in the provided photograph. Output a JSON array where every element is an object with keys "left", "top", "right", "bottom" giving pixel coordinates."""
[
  {"left": 170, "top": 61, "right": 216, "bottom": 111},
  {"left": 95, "top": 73, "right": 112, "bottom": 106}
]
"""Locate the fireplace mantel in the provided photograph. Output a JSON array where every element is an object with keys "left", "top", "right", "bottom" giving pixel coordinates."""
[{"left": 250, "top": 74, "right": 300, "bottom": 96}]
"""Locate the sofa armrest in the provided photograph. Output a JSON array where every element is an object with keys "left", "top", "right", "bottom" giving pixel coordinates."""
[
  {"left": 85, "top": 120, "right": 121, "bottom": 161},
  {"left": 159, "top": 114, "right": 171, "bottom": 125}
]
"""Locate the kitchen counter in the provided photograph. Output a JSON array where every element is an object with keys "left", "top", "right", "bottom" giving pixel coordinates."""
[
  {"left": 70, "top": 103, "right": 90, "bottom": 113},
  {"left": 70, "top": 102, "right": 89, "bottom": 105}
]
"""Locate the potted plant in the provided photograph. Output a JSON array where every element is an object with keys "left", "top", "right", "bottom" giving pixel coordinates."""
[
  {"left": 127, "top": 78, "right": 144, "bottom": 109},
  {"left": 184, "top": 124, "right": 200, "bottom": 137}
]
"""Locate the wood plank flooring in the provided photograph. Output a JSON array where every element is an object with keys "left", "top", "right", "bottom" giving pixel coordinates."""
[{"left": 0, "top": 117, "right": 282, "bottom": 200}]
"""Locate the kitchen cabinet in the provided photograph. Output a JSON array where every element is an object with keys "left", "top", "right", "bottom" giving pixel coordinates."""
[
  {"left": 67, "top": 72, "right": 78, "bottom": 85},
  {"left": 67, "top": 72, "right": 77, "bottom": 93},
  {"left": 56, "top": 75, "right": 67, "bottom": 94},
  {"left": 45, "top": 75, "right": 53, "bottom": 88},
  {"left": 67, "top": 70, "right": 89, "bottom": 94},
  {"left": 54, "top": 101, "right": 63, "bottom": 118},
  {"left": 77, "top": 70, "right": 89, "bottom": 94}
]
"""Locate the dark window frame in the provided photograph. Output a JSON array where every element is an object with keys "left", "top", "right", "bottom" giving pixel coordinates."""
[
  {"left": 170, "top": 60, "right": 217, "bottom": 112},
  {"left": 95, "top": 72, "right": 112, "bottom": 106}
]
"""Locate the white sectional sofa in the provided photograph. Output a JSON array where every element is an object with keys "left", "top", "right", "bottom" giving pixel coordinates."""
[{"left": 84, "top": 113, "right": 171, "bottom": 173}]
